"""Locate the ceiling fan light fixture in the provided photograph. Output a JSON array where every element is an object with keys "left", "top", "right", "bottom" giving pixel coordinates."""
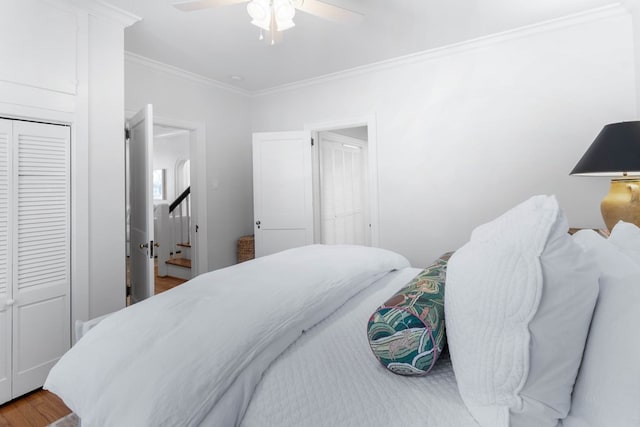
[
  {"left": 247, "top": 0, "right": 271, "bottom": 30},
  {"left": 275, "top": 18, "right": 295, "bottom": 31},
  {"left": 274, "top": 0, "right": 295, "bottom": 19},
  {"left": 247, "top": 0, "right": 296, "bottom": 35},
  {"left": 273, "top": 0, "right": 295, "bottom": 31},
  {"left": 250, "top": 17, "right": 272, "bottom": 31}
]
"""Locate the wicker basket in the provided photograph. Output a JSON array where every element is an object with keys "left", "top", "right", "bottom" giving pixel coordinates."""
[{"left": 237, "top": 235, "right": 255, "bottom": 263}]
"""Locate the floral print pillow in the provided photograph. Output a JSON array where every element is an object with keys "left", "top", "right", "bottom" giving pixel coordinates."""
[{"left": 367, "top": 252, "right": 452, "bottom": 376}]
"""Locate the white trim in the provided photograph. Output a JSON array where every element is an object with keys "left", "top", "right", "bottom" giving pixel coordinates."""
[
  {"left": 254, "top": 3, "right": 627, "bottom": 97},
  {"left": 72, "top": 11, "right": 90, "bottom": 328},
  {"left": 123, "top": 4, "right": 626, "bottom": 98},
  {"left": 155, "top": 129, "right": 190, "bottom": 139},
  {"left": 125, "top": 52, "right": 251, "bottom": 97},
  {"left": 42, "top": 0, "right": 141, "bottom": 28},
  {"left": 0, "top": 79, "right": 77, "bottom": 102},
  {"left": 70, "top": 0, "right": 141, "bottom": 27},
  {"left": 304, "top": 115, "right": 380, "bottom": 248},
  {"left": 622, "top": 0, "right": 640, "bottom": 12},
  {"left": 125, "top": 110, "right": 209, "bottom": 275}
]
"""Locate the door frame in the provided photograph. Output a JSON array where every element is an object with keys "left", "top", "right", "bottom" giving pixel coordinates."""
[
  {"left": 125, "top": 110, "right": 208, "bottom": 276},
  {"left": 316, "top": 131, "right": 370, "bottom": 246},
  {"left": 304, "top": 115, "right": 380, "bottom": 247}
]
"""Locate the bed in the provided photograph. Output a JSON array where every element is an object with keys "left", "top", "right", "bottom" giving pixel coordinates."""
[
  {"left": 240, "top": 267, "right": 478, "bottom": 427},
  {"left": 44, "top": 195, "right": 640, "bottom": 427}
]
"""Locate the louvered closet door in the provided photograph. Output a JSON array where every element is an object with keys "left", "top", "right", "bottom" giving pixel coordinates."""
[
  {"left": 12, "top": 121, "right": 70, "bottom": 397},
  {"left": 0, "top": 119, "right": 12, "bottom": 404}
]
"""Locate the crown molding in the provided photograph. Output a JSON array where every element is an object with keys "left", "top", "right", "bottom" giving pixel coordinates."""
[
  {"left": 621, "top": 0, "right": 640, "bottom": 12},
  {"left": 70, "top": 0, "right": 141, "bottom": 27},
  {"left": 253, "top": 3, "right": 628, "bottom": 97},
  {"left": 125, "top": 52, "right": 251, "bottom": 97},
  {"left": 123, "top": 3, "right": 627, "bottom": 98}
]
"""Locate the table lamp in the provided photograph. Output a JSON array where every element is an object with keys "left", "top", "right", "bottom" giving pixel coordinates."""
[{"left": 571, "top": 121, "right": 640, "bottom": 230}]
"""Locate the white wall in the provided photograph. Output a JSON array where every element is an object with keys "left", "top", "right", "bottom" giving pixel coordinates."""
[
  {"left": 626, "top": 0, "right": 640, "bottom": 111},
  {"left": 0, "top": 0, "right": 135, "bottom": 322},
  {"left": 125, "top": 59, "right": 253, "bottom": 270},
  {"left": 251, "top": 10, "right": 637, "bottom": 267},
  {"left": 87, "top": 13, "right": 128, "bottom": 318}
]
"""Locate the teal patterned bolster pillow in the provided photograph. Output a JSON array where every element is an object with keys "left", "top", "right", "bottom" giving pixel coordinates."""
[{"left": 367, "top": 253, "right": 452, "bottom": 376}]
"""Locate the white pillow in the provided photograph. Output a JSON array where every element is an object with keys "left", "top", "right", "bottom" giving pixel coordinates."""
[
  {"left": 445, "top": 195, "right": 599, "bottom": 427},
  {"left": 608, "top": 220, "right": 640, "bottom": 257},
  {"left": 562, "top": 225, "right": 640, "bottom": 426}
]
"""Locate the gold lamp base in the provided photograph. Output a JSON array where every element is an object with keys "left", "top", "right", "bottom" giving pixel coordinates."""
[{"left": 601, "top": 178, "right": 640, "bottom": 230}]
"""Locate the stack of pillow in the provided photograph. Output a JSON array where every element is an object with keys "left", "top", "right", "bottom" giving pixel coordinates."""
[
  {"left": 562, "top": 222, "right": 640, "bottom": 426},
  {"left": 367, "top": 195, "right": 640, "bottom": 427}
]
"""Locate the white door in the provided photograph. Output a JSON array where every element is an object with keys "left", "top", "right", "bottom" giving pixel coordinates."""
[
  {"left": 318, "top": 132, "right": 369, "bottom": 246},
  {"left": 253, "top": 131, "right": 313, "bottom": 257},
  {"left": 12, "top": 120, "right": 70, "bottom": 397},
  {"left": 0, "top": 119, "right": 12, "bottom": 403},
  {"left": 128, "top": 105, "right": 155, "bottom": 303}
]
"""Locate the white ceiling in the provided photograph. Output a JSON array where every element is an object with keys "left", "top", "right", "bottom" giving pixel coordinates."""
[{"left": 111, "top": 0, "right": 620, "bottom": 92}]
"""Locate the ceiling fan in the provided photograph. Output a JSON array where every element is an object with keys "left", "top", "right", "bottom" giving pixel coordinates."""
[{"left": 172, "top": 0, "right": 364, "bottom": 44}]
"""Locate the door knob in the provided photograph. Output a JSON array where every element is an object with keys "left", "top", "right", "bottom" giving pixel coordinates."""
[
  {"left": 256, "top": 220, "right": 261, "bottom": 229},
  {"left": 5, "top": 299, "right": 15, "bottom": 307},
  {"left": 139, "top": 243, "right": 149, "bottom": 249}
]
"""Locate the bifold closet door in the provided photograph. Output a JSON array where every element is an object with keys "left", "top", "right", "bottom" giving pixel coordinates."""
[
  {"left": 11, "top": 121, "right": 70, "bottom": 397},
  {"left": 0, "top": 119, "right": 12, "bottom": 404},
  {"left": 318, "top": 134, "right": 368, "bottom": 246}
]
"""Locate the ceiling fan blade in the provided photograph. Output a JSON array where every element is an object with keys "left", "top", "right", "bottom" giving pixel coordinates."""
[
  {"left": 294, "top": 0, "right": 363, "bottom": 25},
  {"left": 173, "top": 0, "right": 247, "bottom": 12}
]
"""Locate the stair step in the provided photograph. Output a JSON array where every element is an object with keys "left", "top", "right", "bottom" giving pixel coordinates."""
[
  {"left": 177, "top": 242, "right": 191, "bottom": 248},
  {"left": 165, "top": 258, "right": 191, "bottom": 269}
]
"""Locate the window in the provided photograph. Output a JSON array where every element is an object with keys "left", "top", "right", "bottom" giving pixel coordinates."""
[{"left": 153, "top": 169, "right": 166, "bottom": 200}]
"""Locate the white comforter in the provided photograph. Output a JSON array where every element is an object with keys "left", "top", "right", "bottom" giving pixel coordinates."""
[
  {"left": 44, "top": 245, "right": 409, "bottom": 427},
  {"left": 241, "top": 268, "right": 480, "bottom": 427}
]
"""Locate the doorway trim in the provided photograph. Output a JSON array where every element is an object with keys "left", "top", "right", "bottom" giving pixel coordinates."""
[
  {"left": 304, "top": 114, "right": 380, "bottom": 247},
  {"left": 125, "top": 110, "right": 208, "bottom": 275}
]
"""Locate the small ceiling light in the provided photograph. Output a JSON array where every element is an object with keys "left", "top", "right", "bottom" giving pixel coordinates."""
[{"left": 230, "top": 75, "right": 244, "bottom": 81}]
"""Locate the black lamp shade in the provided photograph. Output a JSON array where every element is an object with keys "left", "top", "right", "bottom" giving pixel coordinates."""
[{"left": 571, "top": 121, "right": 640, "bottom": 176}]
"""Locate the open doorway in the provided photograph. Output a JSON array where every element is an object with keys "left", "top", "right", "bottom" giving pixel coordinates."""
[
  {"left": 151, "top": 125, "right": 192, "bottom": 284},
  {"left": 252, "top": 117, "right": 378, "bottom": 258},
  {"left": 126, "top": 119, "right": 202, "bottom": 301},
  {"left": 307, "top": 116, "right": 379, "bottom": 247},
  {"left": 313, "top": 127, "right": 370, "bottom": 246}
]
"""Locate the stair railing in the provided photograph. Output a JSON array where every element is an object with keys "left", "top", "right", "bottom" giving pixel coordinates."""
[
  {"left": 156, "top": 203, "right": 170, "bottom": 277},
  {"left": 156, "top": 186, "right": 190, "bottom": 277},
  {"left": 170, "top": 186, "right": 191, "bottom": 255}
]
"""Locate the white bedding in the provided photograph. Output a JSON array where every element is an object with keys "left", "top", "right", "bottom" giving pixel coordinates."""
[
  {"left": 44, "top": 245, "right": 409, "bottom": 427},
  {"left": 241, "top": 267, "right": 479, "bottom": 427}
]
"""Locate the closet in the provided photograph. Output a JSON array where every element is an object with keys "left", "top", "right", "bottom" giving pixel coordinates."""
[{"left": 0, "top": 118, "right": 70, "bottom": 404}]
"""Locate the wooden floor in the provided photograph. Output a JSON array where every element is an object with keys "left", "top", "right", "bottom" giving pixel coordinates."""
[
  {"left": 154, "top": 268, "right": 187, "bottom": 294},
  {"left": 0, "top": 389, "right": 71, "bottom": 427},
  {"left": 0, "top": 267, "right": 187, "bottom": 426}
]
